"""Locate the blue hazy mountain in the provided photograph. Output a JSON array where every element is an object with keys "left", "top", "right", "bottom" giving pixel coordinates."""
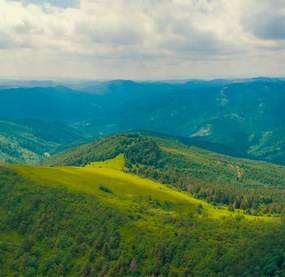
[{"left": 0, "top": 78, "right": 284, "bottom": 165}]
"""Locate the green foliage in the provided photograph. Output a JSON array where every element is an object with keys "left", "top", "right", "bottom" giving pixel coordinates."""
[
  {"left": 127, "top": 140, "right": 285, "bottom": 215},
  {"left": 0, "top": 120, "right": 87, "bottom": 165},
  {"left": 43, "top": 133, "right": 140, "bottom": 166},
  {"left": 0, "top": 166, "right": 285, "bottom": 276},
  {"left": 45, "top": 133, "right": 285, "bottom": 215}
]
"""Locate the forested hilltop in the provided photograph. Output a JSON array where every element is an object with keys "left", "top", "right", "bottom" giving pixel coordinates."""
[{"left": 45, "top": 133, "right": 285, "bottom": 216}]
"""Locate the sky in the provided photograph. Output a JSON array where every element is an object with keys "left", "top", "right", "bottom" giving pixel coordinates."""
[{"left": 0, "top": 0, "right": 284, "bottom": 80}]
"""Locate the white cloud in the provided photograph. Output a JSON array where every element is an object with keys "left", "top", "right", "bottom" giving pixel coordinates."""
[{"left": 0, "top": 0, "right": 284, "bottom": 79}]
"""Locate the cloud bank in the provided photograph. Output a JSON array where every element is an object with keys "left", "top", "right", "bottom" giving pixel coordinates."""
[{"left": 0, "top": 0, "right": 284, "bottom": 79}]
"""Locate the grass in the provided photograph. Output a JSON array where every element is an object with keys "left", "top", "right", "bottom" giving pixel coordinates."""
[
  {"left": 86, "top": 153, "right": 125, "bottom": 170},
  {"left": 7, "top": 155, "right": 280, "bottom": 222}
]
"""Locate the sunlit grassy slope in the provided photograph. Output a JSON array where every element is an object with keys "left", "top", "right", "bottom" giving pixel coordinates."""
[
  {"left": 2, "top": 155, "right": 285, "bottom": 276},
  {"left": 43, "top": 133, "right": 285, "bottom": 216},
  {"left": 7, "top": 155, "right": 278, "bottom": 221}
]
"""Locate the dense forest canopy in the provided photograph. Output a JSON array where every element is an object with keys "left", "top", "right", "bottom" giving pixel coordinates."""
[{"left": 1, "top": 161, "right": 285, "bottom": 276}]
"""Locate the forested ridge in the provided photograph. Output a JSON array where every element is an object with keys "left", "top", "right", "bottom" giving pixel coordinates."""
[{"left": 45, "top": 133, "right": 285, "bottom": 216}]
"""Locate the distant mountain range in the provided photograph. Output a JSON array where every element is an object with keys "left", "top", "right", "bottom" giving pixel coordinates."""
[{"left": 0, "top": 77, "right": 284, "bottom": 165}]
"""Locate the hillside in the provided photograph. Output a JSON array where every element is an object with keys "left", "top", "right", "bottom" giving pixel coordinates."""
[
  {"left": 0, "top": 78, "right": 285, "bottom": 165},
  {"left": 8, "top": 155, "right": 236, "bottom": 219},
  {"left": 1, "top": 155, "right": 284, "bottom": 276},
  {"left": 44, "top": 133, "right": 285, "bottom": 216},
  {"left": 0, "top": 120, "right": 89, "bottom": 165}
]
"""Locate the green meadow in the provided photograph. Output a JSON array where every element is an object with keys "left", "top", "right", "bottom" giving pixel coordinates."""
[{"left": 7, "top": 155, "right": 278, "bottom": 221}]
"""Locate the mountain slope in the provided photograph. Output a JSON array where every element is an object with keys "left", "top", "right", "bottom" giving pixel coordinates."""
[
  {"left": 0, "top": 120, "right": 89, "bottom": 164},
  {"left": 44, "top": 133, "right": 285, "bottom": 215},
  {"left": 1, "top": 156, "right": 284, "bottom": 276},
  {"left": 8, "top": 155, "right": 236, "bottom": 219}
]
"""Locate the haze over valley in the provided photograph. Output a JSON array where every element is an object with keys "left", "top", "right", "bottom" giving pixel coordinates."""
[{"left": 1, "top": 77, "right": 285, "bottom": 166}]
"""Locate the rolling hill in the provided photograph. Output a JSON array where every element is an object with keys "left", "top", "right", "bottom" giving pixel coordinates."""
[
  {"left": 8, "top": 154, "right": 235, "bottom": 219},
  {"left": 1, "top": 154, "right": 284, "bottom": 276},
  {"left": 44, "top": 133, "right": 285, "bottom": 216}
]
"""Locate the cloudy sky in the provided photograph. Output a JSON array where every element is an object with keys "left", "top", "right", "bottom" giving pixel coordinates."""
[{"left": 0, "top": 0, "right": 284, "bottom": 80}]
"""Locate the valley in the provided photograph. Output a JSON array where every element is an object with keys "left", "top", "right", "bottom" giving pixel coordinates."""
[{"left": 0, "top": 78, "right": 285, "bottom": 166}]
